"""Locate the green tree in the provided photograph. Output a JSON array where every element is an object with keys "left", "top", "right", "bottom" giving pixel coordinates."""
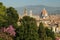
[
  {"left": 0, "top": 2, "right": 8, "bottom": 27},
  {"left": 15, "top": 16, "right": 39, "bottom": 40},
  {"left": 38, "top": 22, "right": 47, "bottom": 40},
  {"left": 6, "top": 7, "right": 19, "bottom": 27},
  {"left": 45, "top": 27, "right": 55, "bottom": 40}
]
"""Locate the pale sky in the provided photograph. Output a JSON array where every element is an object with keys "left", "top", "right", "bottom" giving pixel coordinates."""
[{"left": 0, "top": 0, "right": 60, "bottom": 7}]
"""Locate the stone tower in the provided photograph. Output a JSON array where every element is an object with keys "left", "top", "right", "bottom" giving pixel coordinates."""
[
  {"left": 29, "top": 10, "right": 32, "bottom": 17},
  {"left": 23, "top": 8, "right": 27, "bottom": 16}
]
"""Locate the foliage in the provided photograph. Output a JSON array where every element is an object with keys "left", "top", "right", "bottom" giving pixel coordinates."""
[
  {"left": 38, "top": 22, "right": 47, "bottom": 40},
  {"left": 0, "top": 2, "right": 19, "bottom": 28},
  {"left": 45, "top": 27, "right": 55, "bottom": 40},
  {"left": 15, "top": 16, "right": 39, "bottom": 40},
  {"left": 7, "top": 7, "right": 19, "bottom": 26},
  {"left": 0, "top": 2, "right": 8, "bottom": 27},
  {"left": 38, "top": 22, "right": 56, "bottom": 40},
  {"left": 6, "top": 7, "right": 19, "bottom": 25}
]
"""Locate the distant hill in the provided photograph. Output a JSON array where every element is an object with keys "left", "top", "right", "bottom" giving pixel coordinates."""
[{"left": 15, "top": 5, "right": 60, "bottom": 15}]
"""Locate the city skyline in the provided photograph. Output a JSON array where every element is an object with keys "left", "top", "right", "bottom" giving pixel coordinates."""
[{"left": 0, "top": 0, "right": 60, "bottom": 8}]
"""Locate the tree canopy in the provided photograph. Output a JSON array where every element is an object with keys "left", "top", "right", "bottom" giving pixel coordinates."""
[
  {"left": 15, "top": 16, "right": 39, "bottom": 40},
  {"left": 6, "top": 7, "right": 19, "bottom": 25}
]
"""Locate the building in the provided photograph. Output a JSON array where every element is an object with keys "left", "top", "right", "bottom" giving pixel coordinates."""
[
  {"left": 23, "top": 8, "right": 27, "bottom": 16},
  {"left": 18, "top": 8, "right": 60, "bottom": 33},
  {"left": 40, "top": 8, "right": 48, "bottom": 19}
]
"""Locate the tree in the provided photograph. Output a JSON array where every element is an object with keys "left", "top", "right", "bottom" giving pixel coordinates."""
[
  {"left": 15, "top": 16, "right": 39, "bottom": 40},
  {"left": 6, "top": 7, "right": 19, "bottom": 26},
  {"left": 38, "top": 22, "right": 47, "bottom": 40},
  {"left": 0, "top": 2, "right": 8, "bottom": 27},
  {"left": 45, "top": 27, "right": 55, "bottom": 40}
]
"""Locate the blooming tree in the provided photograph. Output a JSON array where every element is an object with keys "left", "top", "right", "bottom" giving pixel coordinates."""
[
  {"left": 0, "top": 25, "right": 16, "bottom": 36},
  {"left": 6, "top": 25, "right": 16, "bottom": 36}
]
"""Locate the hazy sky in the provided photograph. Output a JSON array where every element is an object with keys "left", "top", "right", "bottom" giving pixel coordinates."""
[{"left": 0, "top": 0, "right": 60, "bottom": 7}]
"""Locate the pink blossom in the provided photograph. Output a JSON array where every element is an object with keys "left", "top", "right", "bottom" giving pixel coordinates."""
[
  {"left": 6, "top": 25, "right": 16, "bottom": 36},
  {"left": 0, "top": 25, "right": 16, "bottom": 36}
]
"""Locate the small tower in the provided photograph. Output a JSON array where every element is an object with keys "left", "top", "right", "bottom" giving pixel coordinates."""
[
  {"left": 29, "top": 10, "right": 32, "bottom": 17},
  {"left": 41, "top": 8, "right": 48, "bottom": 19},
  {"left": 23, "top": 8, "right": 27, "bottom": 16}
]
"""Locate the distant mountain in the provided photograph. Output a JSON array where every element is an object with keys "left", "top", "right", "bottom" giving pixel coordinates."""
[{"left": 15, "top": 5, "right": 60, "bottom": 15}]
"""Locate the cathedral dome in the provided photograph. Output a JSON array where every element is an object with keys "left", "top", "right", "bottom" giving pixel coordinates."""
[
  {"left": 41, "top": 8, "right": 48, "bottom": 19},
  {"left": 41, "top": 8, "right": 48, "bottom": 16}
]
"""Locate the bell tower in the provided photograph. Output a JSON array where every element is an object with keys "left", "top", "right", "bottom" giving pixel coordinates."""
[
  {"left": 24, "top": 8, "right": 27, "bottom": 16},
  {"left": 29, "top": 10, "right": 32, "bottom": 17}
]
